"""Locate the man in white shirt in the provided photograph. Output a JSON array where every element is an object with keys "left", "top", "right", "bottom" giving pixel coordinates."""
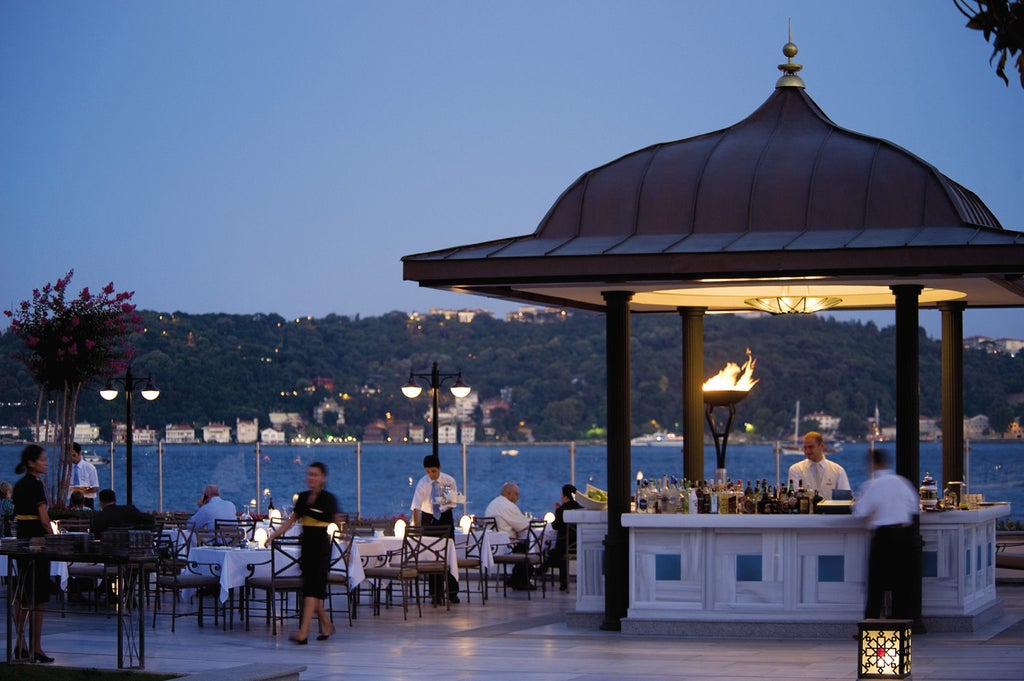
[
  {"left": 70, "top": 442, "right": 100, "bottom": 509},
  {"left": 484, "top": 482, "right": 529, "bottom": 540},
  {"left": 410, "top": 454, "right": 460, "bottom": 603},
  {"left": 787, "top": 431, "right": 850, "bottom": 500},
  {"left": 854, "top": 448, "right": 920, "bottom": 621},
  {"left": 484, "top": 482, "right": 534, "bottom": 590},
  {"left": 186, "top": 484, "right": 237, "bottom": 531}
]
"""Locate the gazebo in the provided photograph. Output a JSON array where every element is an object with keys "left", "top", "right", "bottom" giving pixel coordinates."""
[{"left": 403, "top": 40, "right": 1024, "bottom": 629}]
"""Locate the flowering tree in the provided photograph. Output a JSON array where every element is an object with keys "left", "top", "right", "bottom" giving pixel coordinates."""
[{"left": 4, "top": 270, "right": 142, "bottom": 507}]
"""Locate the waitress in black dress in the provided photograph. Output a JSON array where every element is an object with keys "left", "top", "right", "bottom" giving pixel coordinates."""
[
  {"left": 267, "top": 461, "right": 341, "bottom": 644},
  {"left": 11, "top": 444, "right": 55, "bottom": 663}
]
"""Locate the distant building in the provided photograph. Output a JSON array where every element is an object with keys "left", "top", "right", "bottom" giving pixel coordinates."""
[
  {"left": 111, "top": 422, "right": 157, "bottom": 444},
  {"left": 165, "top": 424, "right": 196, "bottom": 444},
  {"left": 269, "top": 412, "right": 304, "bottom": 429},
  {"left": 236, "top": 418, "right": 259, "bottom": 444},
  {"left": 805, "top": 411, "right": 839, "bottom": 434},
  {"left": 438, "top": 423, "right": 458, "bottom": 444},
  {"left": 74, "top": 422, "right": 101, "bottom": 443},
  {"left": 1005, "top": 418, "right": 1022, "bottom": 439},
  {"left": 965, "top": 414, "right": 991, "bottom": 439},
  {"left": 29, "top": 421, "right": 58, "bottom": 442},
  {"left": 313, "top": 398, "right": 345, "bottom": 426},
  {"left": 461, "top": 422, "right": 476, "bottom": 445},
  {"left": 203, "top": 423, "right": 232, "bottom": 444},
  {"left": 505, "top": 306, "right": 570, "bottom": 323},
  {"left": 408, "top": 424, "right": 425, "bottom": 443},
  {"left": 260, "top": 427, "right": 285, "bottom": 445},
  {"left": 0, "top": 426, "right": 20, "bottom": 441},
  {"left": 965, "top": 336, "right": 1024, "bottom": 356},
  {"left": 385, "top": 420, "right": 409, "bottom": 443},
  {"left": 311, "top": 376, "right": 335, "bottom": 391},
  {"left": 362, "top": 420, "right": 386, "bottom": 443}
]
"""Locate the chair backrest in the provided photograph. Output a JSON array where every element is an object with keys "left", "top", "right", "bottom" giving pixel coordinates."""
[
  {"left": 328, "top": 530, "right": 351, "bottom": 579},
  {"left": 524, "top": 520, "right": 549, "bottom": 558},
  {"left": 405, "top": 525, "right": 450, "bottom": 571},
  {"left": 473, "top": 516, "right": 498, "bottom": 532},
  {"left": 269, "top": 536, "right": 303, "bottom": 578},
  {"left": 348, "top": 526, "right": 375, "bottom": 538},
  {"left": 58, "top": 517, "right": 92, "bottom": 533},
  {"left": 215, "top": 518, "right": 256, "bottom": 541},
  {"left": 194, "top": 526, "right": 244, "bottom": 548},
  {"left": 463, "top": 523, "right": 487, "bottom": 560}
]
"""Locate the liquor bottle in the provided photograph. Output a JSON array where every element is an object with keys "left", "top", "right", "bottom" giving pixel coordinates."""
[
  {"left": 742, "top": 479, "right": 756, "bottom": 514},
  {"left": 267, "top": 497, "right": 275, "bottom": 512},
  {"left": 797, "top": 478, "right": 810, "bottom": 514},
  {"left": 758, "top": 484, "right": 771, "bottom": 515}
]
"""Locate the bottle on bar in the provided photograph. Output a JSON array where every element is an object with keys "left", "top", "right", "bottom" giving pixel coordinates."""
[{"left": 797, "top": 478, "right": 811, "bottom": 514}]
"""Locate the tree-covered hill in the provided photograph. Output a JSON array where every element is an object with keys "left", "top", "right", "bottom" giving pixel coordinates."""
[{"left": 2, "top": 310, "right": 1022, "bottom": 442}]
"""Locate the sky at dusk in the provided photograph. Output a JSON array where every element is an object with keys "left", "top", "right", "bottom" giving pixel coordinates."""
[{"left": 2, "top": 2, "right": 1022, "bottom": 341}]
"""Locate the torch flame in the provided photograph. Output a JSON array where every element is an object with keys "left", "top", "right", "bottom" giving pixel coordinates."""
[{"left": 702, "top": 348, "right": 758, "bottom": 392}]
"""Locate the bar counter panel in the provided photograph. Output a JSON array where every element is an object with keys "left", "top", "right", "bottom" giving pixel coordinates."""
[{"left": 567, "top": 504, "right": 1009, "bottom": 630}]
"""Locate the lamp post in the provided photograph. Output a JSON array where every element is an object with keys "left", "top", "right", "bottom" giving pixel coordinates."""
[
  {"left": 100, "top": 366, "right": 159, "bottom": 506},
  {"left": 401, "top": 361, "right": 471, "bottom": 464}
]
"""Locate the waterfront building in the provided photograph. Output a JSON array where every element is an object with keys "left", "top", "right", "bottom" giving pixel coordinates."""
[
  {"left": 74, "top": 422, "right": 101, "bottom": 443},
  {"left": 202, "top": 422, "right": 231, "bottom": 444},
  {"left": 236, "top": 418, "right": 258, "bottom": 444},
  {"left": 165, "top": 424, "right": 196, "bottom": 444},
  {"left": 260, "top": 427, "right": 285, "bottom": 445}
]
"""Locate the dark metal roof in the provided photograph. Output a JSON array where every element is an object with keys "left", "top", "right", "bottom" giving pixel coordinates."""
[{"left": 403, "top": 85, "right": 1024, "bottom": 313}]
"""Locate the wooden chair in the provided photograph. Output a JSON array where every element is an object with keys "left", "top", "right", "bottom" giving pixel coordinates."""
[
  {"left": 245, "top": 537, "right": 304, "bottom": 635},
  {"left": 492, "top": 520, "right": 547, "bottom": 600},
  {"left": 151, "top": 536, "right": 221, "bottom": 632},
  {"left": 361, "top": 534, "right": 420, "bottom": 620},
  {"left": 458, "top": 523, "right": 488, "bottom": 604}
]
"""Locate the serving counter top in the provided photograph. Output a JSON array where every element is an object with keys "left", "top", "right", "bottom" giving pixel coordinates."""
[{"left": 565, "top": 502, "right": 1011, "bottom": 636}]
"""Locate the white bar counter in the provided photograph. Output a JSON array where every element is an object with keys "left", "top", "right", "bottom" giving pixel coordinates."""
[{"left": 566, "top": 504, "right": 1010, "bottom": 635}]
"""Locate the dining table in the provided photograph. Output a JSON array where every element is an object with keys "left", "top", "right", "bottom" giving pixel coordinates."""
[
  {"left": 347, "top": 535, "right": 460, "bottom": 589},
  {"left": 186, "top": 545, "right": 272, "bottom": 604}
]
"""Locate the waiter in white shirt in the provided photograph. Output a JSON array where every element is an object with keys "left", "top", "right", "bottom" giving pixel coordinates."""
[
  {"left": 854, "top": 448, "right": 920, "bottom": 621},
  {"left": 787, "top": 431, "right": 850, "bottom": 500},
  {"left": 409, "top": 454, "right": 460, "bottom": 603},
  {"left": 70, "top": 442, "right": 100, "bottom": 509}
]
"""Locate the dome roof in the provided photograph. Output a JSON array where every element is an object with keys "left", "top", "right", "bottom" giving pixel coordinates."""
[
  {"left": 404, "top": 58, "right": 1024, "bottom": 314},
  {"left": 533, "top": 86, "right": 1001, "bottom": 252}
]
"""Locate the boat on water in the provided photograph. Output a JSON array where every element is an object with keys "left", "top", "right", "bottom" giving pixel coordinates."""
[
  {"left": 501, "top": 449, "right": 519, "bottom": 456},
  {"left": 83, "top": 452, "right": 110, "bottom": 465},
  {"left": 781, "top": 401, "right": 803, "bottom": 454},
  {"left": 631, "top": 431, "right": 684, "bottom": 447}
]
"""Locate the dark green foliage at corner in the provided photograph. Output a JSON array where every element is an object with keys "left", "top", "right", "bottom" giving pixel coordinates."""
[{"left": 1, "top": 310, "right": 1022, "bottom": 442}]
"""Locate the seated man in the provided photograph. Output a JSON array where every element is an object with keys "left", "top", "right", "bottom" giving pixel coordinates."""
[
  {"left": 484, "top": 482, "right": 533, "bottom": 589},
  {"left": 186, "top": 484, "right": 237, "bottom": 531},
  {"left": 90, "top": 489, "right": 154, "bottom": 535}
]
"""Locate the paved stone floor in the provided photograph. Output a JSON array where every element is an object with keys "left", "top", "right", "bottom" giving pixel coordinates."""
[{"left": 8, "top": 578, "right": 1024, "bottom": 680}]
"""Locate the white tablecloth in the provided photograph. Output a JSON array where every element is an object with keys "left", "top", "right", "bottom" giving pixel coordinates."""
[
  {"left": 348, "top": 536, "right": 459, "bottom": 588},
  {"left": 187, "top": 546, "right": 272, "bottom": 603},
  {"left": 454, "top": 530, "right": 510, "bottom": 572},
  {"left": 0, "top": 555, "right": 68, "bottom": 588}
]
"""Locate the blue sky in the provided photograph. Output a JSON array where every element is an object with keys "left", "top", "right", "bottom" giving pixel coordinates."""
[{"left": 2, "top": 2, "right": 1022, "bottom": 340}]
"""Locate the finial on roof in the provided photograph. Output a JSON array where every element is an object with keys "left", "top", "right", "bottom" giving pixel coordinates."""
[{"left": 776, "top": 20, "right": 805, "bottom": 89}]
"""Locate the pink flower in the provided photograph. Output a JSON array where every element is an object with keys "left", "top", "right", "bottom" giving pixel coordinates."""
[
  {"left": 68, "top": 343, "right": 78, "bottom": 356},
  {"left": 27, "top": 336, "right": 39, "bottom": 347},
  {"left": 72, "top": 315, "right": 81, "bottom": 326},
  {"left": 85, "top": 339, "right": 96, "bottom": 349},
  {"left": 102, "top": 282, "right": 115, "bottom": 295}
]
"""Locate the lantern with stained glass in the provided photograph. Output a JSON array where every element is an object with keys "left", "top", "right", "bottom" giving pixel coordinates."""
[{"left": 857, "top": 619, "right": 912, "bottom": 679}]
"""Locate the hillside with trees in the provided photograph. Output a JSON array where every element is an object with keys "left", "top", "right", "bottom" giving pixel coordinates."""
[{"left": 2, "top": 310, "right": 1022, "bottom": 443}]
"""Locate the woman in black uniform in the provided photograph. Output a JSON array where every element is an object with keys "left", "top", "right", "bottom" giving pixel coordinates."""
[
  {"left": 12, "top": 444, "right": 55, "bottom": 663},
  {"left": 267, "top": 461, "right": 341, "bottom": 643}
]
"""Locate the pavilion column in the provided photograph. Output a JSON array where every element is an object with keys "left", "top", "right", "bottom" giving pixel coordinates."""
[
  {"left": 678, "top": 307, "right": 706, "bottom": 481},
  {"left": 938, "top": 301, "right": 966, "bottom": 490},
  {"left": 891, "top": 283, "right": 925, "bottom": 633},
  {"left": 602, "top": 290, "right": 633, "bottom": 631},
  {"left": 891, "top": 285, "right": 923, "bottom": 484}
]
